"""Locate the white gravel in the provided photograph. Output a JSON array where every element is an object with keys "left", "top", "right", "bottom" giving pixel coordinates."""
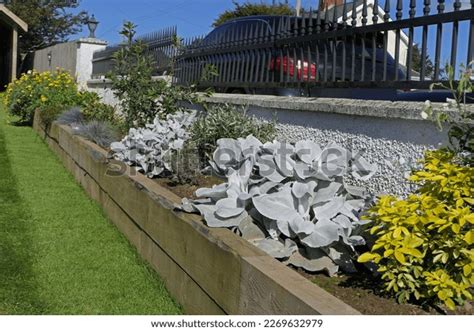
[{"left": 275, "top": 122, "right": 432, "bottom": 197}]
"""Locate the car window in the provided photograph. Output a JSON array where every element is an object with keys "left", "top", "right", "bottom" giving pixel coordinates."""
[
  {"left": 227, "top": 19, "right": 272, "bottom": 39},
  {"left": 202, "top": 18, "right": 275, "bottom": 47},
  {"left": 201, "top": 24, "right": 230, "bottom": 46}
]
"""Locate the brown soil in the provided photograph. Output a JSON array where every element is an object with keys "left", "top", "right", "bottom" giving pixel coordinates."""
[
  {"left": 155, "top": 176, "right": 223, "bottom": 199},
  {"left": 299, "top": 270, "right": 473, "bottom": 315},
  {"left": 154, "top": 175, "right": 473, "bottom": 315}
]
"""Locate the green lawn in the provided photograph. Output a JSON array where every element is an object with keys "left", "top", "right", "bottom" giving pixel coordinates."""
[{"left": 0, "top": 106, "right": 182, "bottom": 314}]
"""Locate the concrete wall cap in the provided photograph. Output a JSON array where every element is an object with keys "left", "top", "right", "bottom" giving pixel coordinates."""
[
  {"left": 76, "top": 37, "right": 108, "bottom": 46},
  {"left": 201, "top": 93, "right": 474, "bottom": 122}
]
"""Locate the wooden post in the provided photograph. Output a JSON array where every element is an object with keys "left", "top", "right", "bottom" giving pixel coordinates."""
[{"left": 10, "top": 26, "right": 17, "bottom": 81}]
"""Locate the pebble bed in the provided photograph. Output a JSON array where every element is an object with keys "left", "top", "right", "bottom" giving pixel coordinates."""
[{"left": 275, "top": 122, "right": 434, "bottom": 197}]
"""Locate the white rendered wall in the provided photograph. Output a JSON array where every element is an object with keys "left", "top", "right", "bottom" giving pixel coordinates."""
[
  {"left": 75, "top": 38, "right": 107, "bottom": 89},
  {"left": 339, "top": 3, "right": 409, "bottom": 66}
]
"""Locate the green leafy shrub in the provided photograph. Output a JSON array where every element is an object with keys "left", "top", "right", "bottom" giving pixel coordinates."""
[
  {"left": 358, "top": 149, "right": 474, "bottom": 310},
  {"left": 423, "top": 63, "right": 473, "bottom": 165},
  {"left": 77, "top": 91, "right": 123, "bottom": 130},
  {"left": 190, "top": 104, "right": 276, "bottom": 160},
  {"left": 40, "top": 103, "right": 69, "bottom": 127},
  {"left": 3, "top": 69, "right": 81, "bottom": 124},
  {"left": 109, "top": 21, "right": 201, "bottom": 129}
]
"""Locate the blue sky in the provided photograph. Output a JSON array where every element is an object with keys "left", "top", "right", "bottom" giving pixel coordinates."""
[
  {"left": 71, "top": 1, "right": 472, "bottom": 69},
  {"left": 72, "top": 0, "right": 235, "bottom": 43},
  {"left": 72, "top": 1, "right": 470, "bottom": 42}
]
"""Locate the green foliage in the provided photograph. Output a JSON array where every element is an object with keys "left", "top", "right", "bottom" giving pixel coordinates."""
[
  {"left": 167, "top": 141, "right": 201, "bottom": 185},
  {"left": 199, "top": 64, "right": 220, "bottom": 84},
  {"left": 423, "top": 63, "right": 474, "bottom": 165},
  {"left": 358, "top": 149, "right": 474, "bottom": 310},
  {"left": 411, "top": 44, "right": 434, "bottom": 77},
  {"left": 109, "top": 21, "right": 201, "bottom": 129},
  {"left": 213, "top": 1, "right": 293, "bottom": 27},
  {"left": 190, "top": 103, "right": 276, "bottom": 159},
  {"left": 6, "top": 0, "right": 87, "bottom": 54},
  {"left": 40, "top": 103, "right": 67, "bottom": 127},
  {"left": 3, "top": 70, "right": 82, "bottom": 125},
  {"left": 108, "top": 21, "right": 156, "bottom": 129},
  {"left": 77, "top": 90, "right": 124, "bottom": 131}
]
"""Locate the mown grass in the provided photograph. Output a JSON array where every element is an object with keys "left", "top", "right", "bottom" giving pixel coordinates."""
[{"left": 0, "top": 105, "right": 182, "bottom": 314}]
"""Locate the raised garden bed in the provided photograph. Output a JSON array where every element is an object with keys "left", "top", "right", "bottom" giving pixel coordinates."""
[
  {"left": 152, "top": 169, "right": 474, "bottom": 315},
  {"left": 34, "top": 111, "right": 474, "bottom": 315},
  {"left": 32, "top": 110, "right": 360, "bottom": 315}
]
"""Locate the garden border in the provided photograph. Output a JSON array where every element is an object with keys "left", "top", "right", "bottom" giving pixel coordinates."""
[{"left": 33, "top": 110, "right": 360, "bottom": 315}]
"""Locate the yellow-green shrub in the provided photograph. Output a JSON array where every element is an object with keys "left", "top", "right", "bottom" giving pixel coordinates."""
[
  {"left": 76, "top": 90, "right": 123, "bottom": 129},
  {"left": 358, "top": 149, "right": 474, "bottom": 310},
  {"left": 3, "top": 69, "right": 79, "bottom": 124}
]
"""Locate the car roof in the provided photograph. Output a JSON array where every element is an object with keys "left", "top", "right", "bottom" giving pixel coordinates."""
[{"left": 220, "top": 15, "right": 294, "bottom": 25}]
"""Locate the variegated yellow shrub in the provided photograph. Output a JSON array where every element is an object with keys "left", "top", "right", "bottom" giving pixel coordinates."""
[{"left": 358, "top": 149, "right": 474, "bottom": 310}]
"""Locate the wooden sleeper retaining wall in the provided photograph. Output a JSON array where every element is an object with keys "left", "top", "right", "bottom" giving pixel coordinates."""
[{"left": 33, "top": 111, "right": 360, "bottom": 315}]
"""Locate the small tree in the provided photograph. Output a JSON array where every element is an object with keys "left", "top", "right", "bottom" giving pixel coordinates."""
[
  {"left": 109, "top": 22, "right": 160, "bottom": 129},
  {"left": 109, "top": 22, "right": 201, "bottom": 129},
  {"left": 6, "top": 0, "right": 87, "bottom": 54},
  {"left": 411, "top": 44, "right": 434, "bottom": 77},
  {"left": 213, "top": 1, "right": 293, "bottom": 27}
]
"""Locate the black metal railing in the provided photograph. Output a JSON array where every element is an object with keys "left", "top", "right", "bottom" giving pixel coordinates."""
[
  {"left": 173, "top": 0, "right": 474, "bottom": 93},
  {"left": 91, "top": 26, "right": 177, "bottom": 78}
]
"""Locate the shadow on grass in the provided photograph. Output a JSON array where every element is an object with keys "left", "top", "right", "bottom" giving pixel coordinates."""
[
  {"left": 0, "top": 126, "right": 46, "bottom": 314},
  {"left": 10, "top": 119, "right": 33, "bottom": 127}
]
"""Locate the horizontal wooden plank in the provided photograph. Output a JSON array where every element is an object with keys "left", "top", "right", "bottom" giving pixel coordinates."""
[
  {"left": 34, "top": 117, "right": 361, "bottom": 315},
  {"left": 141, "top": 233, "right": 226, "bottom": 315},
  {"left": 240, "top": 256, "right": 360, "bottom": 315}
]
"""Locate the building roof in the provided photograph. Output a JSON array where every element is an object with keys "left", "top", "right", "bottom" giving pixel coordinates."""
[{"left": 0, "top": 4, "right": 28, "bottom": 32}]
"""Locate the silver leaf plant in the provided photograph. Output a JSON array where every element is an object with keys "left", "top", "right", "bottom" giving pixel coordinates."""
[
  {"left": 181, "top": 135, "right": 377, "bottom": 275},
  {"left": 110, "top": 111, "right": 196, "bottom": 178}
]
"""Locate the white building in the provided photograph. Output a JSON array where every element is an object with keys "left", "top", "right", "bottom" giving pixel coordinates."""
[{"left": 321, "top": 0, "right": 409, "bottom": 66}]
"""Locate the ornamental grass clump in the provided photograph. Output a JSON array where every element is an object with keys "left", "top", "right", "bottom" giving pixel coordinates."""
[
  {"left": 74, "top": 120, "right": 120, "bottom": 149},
  {"left": 56, "top": 107, "right": 85, "bottom": 126},
  {"left": 358, "top": 149, "right": 474, "bottom": 310}
]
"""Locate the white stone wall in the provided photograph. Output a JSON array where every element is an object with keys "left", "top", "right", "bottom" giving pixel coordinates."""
[
  {"left": 86, "top": 78, "right": 120, "bottom": 107},
  {"left": 85, "top": 76, "right": 173, "bottom": 110},
  {"left": 195, "top": 94, "right": 455, "bottom": 197},
  {"left": 75, "top": 38, "right": 107, "bottom": 89}
]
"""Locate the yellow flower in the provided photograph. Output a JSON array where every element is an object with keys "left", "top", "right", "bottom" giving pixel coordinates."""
[{"left": 40, "top": 95, "right": 48, "bottom": 103}]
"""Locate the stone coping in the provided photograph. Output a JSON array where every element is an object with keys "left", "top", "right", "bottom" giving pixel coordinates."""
[{"left": 202, "top": 93, "right": 473, "bottom": 121}]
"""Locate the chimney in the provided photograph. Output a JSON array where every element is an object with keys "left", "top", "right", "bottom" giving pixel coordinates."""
[{"left": 319, "top": 0, "right": 344, "bottom": 11}]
